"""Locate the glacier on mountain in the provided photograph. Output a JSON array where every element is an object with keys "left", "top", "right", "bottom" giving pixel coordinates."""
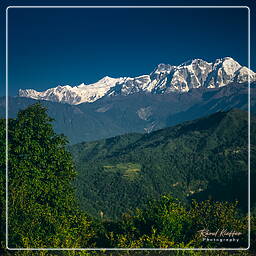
[{"left": 18, "top": 57, "right": 256, "bottom": 105}]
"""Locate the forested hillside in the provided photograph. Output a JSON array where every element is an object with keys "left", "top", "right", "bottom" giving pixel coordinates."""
[
  {"left": 0, "top": 104, "right": 254, "bottom": 253},
  {"left": 69, "top": 109, "right": 255, "bottom": 219}
]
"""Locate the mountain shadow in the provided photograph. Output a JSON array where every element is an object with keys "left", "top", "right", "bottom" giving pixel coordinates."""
[
  {"left": 1, "top": 82, "right": 254, "bottom": 144},
  {"left": 189, "top": 169, "right": 255, "bottom": 213}
]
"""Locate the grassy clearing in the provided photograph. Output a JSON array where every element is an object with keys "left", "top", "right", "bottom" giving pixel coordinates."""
[{"left": 104, "top": 163, "right": 141, "bottom": 180}]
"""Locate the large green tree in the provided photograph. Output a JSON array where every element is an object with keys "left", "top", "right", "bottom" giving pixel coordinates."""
[
  {"left": 1, "top": 103, "right": 93, "bottom": 249},
  {"left": 0, "top": 104, "right": 253, "bottom": 254}
]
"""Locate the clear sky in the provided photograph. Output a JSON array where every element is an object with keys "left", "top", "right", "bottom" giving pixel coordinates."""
[{"left": 1, "top": 0, "right": 255, "bottom": 96}]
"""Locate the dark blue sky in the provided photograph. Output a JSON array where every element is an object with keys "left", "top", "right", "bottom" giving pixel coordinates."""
[{"left": 1, "top": 0, "right": 255, "bottom": 96}]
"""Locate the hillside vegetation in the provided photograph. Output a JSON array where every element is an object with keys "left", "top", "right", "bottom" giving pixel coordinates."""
[
  {"left": 0, "top": 104, "right": 254, "bottom": 253},
  {"left": 69, "top": 109, "right": 255, "bottom": 219}
]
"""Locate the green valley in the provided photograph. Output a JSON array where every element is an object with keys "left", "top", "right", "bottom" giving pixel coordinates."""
[
  {"left": 69, "top": 109, "right": 255, "bottom": 220},
  {"left": 1, "top": 104, "right": 253, "bottom": 251}
]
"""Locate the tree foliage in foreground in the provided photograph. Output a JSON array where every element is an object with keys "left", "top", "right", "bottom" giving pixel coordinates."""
[
  {"left": 0, "top": 104, "right": 254, "bottom": 255},
  {"left": 95, "top": 195, "right": 248, "bottom": 249},
  {"left": 1, "top": 104, "right": 94, "bottom": 249}
]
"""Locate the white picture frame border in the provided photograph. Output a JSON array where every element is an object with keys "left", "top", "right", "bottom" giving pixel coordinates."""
[{"left": 5, "top": 5, "right": 251, "bottom": 251}]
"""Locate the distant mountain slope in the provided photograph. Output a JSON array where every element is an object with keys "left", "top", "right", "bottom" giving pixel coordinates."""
[
  {"left": 1, "top": 82, "right": 254, "bottom": 144},
  {"left": 69, "top": 109, "right": 255, "bottom": 219},
  {"left": 18, "top": 57, "right": 256, "bottom": 105}
]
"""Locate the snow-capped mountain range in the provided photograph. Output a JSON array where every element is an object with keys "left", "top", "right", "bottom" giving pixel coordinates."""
[{"left": 19, "top": 57, "right": 256, "bottom": 105}]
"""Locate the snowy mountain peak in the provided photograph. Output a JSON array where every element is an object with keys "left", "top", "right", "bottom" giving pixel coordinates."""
[
  {"left": 97, "top": 76, "right": 118, "bottom": 83},
  {"left": 153, "top": 63, "right": 174, "bottom": 74},
  {"left": 18, "top": 57, "right": 256, "bottom": 105}
]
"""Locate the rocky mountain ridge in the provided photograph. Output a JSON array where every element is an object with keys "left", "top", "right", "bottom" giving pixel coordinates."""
[{"left": 18, "top": 57, "right": 256, "bottom": 105}]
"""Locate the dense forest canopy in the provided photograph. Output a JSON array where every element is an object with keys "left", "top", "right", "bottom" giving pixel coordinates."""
[
  {"left": 0, "top": 104, "right": 254, "bottom": 255},
  {"left": 69, "top": 109, "right": 255, "bottom": 219}
]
